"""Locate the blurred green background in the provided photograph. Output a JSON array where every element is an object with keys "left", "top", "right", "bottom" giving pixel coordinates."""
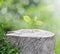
[{"left": 0, "top": 0, "right": 60, "bottom": 54}]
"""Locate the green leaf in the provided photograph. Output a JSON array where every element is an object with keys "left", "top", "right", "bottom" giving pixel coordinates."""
[
  {"left": 0, "top": 0, "right": 3, "bottom": 2},
  {"left": 34, "top": 16, "right": 38, "bottom": 22},
  {"left": 23, "top": 16, "right": 32, "bottom": 25},
  {"left": 34, "top": 16, "right": 43, "bottom": 25},
  {"left": 35, "top": 20, "right": 43, "bottom": 25}
]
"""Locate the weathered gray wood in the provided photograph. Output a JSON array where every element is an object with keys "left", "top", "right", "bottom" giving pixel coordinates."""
[{"left": 7, "top": 29, "right": 55, "bottom": 54}]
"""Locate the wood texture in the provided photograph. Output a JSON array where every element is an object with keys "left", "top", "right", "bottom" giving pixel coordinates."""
[{"left": 7, "top": 29, "right": 55, "bottom": 54}]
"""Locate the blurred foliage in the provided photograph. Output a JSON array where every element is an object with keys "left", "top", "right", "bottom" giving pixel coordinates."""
[
  {"left": 0, "top": 23, "right": 21, "bottom": 54},
  {"left": 0, "top": 0, "right": 54, "bottom": 30},
  {"left": 0, "top": 0, "right": 60, "bottom": 54}
]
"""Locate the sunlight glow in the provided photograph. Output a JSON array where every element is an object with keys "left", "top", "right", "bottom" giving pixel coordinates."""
[{"left": 53, "top": 0, "right": 60, "bottom": 18}]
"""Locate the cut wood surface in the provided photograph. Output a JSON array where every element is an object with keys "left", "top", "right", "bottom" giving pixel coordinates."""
[{"left": 7, "top": 29, "right": 55, "bottom": 54}]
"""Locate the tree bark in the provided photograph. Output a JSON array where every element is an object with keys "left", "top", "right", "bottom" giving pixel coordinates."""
[{"left": 7, "top": 29, "right": 55, "bottom": 54}]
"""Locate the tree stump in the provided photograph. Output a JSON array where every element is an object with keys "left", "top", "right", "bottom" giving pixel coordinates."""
[{"left": 7, "top": 29, "right": 55, "bottom": 54}]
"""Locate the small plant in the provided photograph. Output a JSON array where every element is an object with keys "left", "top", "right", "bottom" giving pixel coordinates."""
[{"left": 23, "top": 16, "right": 43, "bottom": 32}]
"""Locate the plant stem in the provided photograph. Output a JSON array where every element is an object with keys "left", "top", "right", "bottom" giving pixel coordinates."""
[{"left": 32, "top": 29, "right": 34, "bottom": 33}]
